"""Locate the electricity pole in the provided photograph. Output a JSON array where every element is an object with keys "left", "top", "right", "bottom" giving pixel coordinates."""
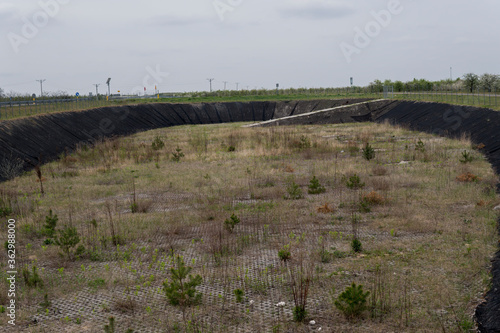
[
  {"left": 223, "top": 81, "right": 228, "bottom": 91},
  {"left": 106, "top": 78, "right": 111, "bottom": 97},
  {"left": 36, "top": 79, "right": 46, "bottom": 97},
  {"left": 235, "top": 82, "right": 239, "bottom": 91},
  {"left": 93, "top": 84, "right": 100, "bottom": 100},
  {"left": 207, "top": 78, "right": 214, "bottom": 92}
]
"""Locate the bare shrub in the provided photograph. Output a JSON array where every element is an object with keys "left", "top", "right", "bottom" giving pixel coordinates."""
[
  {"left": 456, "top": 172, "right": 481, "bottom": 183},
  {"left": 370, "top": 178, "right": 391, "bottom": 191},
  {"left": 130, "top": 199, "right": 153, "bottom": 213},
  {"left": 362, "top": 191, "right": 386, "bottom": 205},
  {"left": 372, "top": 166, "right": 388, "bottom": 176},
  {"left": 317, "top": 203, "right": 334, "bottom": 214},
  {"left": 0, "top": 156, "right": 24, "bottom": 180},
  {"left": 114, "top": 297, "right": 137, "bottom": 313}
]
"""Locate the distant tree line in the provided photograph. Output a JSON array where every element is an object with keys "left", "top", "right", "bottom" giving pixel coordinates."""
[
  {"left": 1, "top": 73, "right": 498, "bottom": 101},
  {"left": 369, "top": 73, "right": 500, "bottom": 93},
  {"left": 0, "top": 89, "right": 72, "bottom": 102}
]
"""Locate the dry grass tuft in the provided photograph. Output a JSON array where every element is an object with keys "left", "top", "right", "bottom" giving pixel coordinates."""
[
  {"left": 362, "top": 191, "right": 386, "bottom": 205},
  {"left": 372, "top": 166, "right": 388, "bottom": 176},
  {"left": 456, "top": 172, "right": 481, "bottom": 182},
  {"left": 114, "top": 297, "right": 137, "bottom": 313},
  {"left": 317, "top": 203, "right": 334, "bottom": 214}
]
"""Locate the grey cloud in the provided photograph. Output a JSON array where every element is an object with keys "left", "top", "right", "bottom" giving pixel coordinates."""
[
  {"left": 147, "top": 14, "right": 207, "bottom": 27},
  {"left": 279, "top": 3, "right": 355, "bottom": 20}
]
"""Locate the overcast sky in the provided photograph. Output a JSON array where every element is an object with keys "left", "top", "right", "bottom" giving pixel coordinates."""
[{"left": 1, "top": 0, "right": 498, "bottom": 96}]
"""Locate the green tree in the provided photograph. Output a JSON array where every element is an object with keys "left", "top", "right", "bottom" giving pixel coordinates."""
[
  {"left": 369, "top": 80, "right": 383, "bottom": 93},
  {"left": 224, "top": 213, "right": 240, "bottom": 232},
  {"left": 54, "top": 226, "right": 81, "bottom": 260},
  {"left": 394, "top": 80, "right": 404, "bottom": 92},
  {"left": 163, "top": 255, "right": 202, "bottom": 309},
  {"left": 308, "top": 176, "right": 326, "bottom": 194},
  {"left": 462, "top": 73, "right": 479, "bottom": 92},
  {"left": 362, "top": 143, "right": 375, "bottom": 161},
  {"left": 479, "top": 73, "right": 499, "bottom": 92},
  {"left": 44, "top": 210, "right": 58, "bottom": 238},
  {"left": 334, "top": 283, "right": 370, "bottom": 320}
]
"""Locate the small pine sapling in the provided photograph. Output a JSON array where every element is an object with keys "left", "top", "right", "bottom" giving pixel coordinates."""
[
  {"left": 171, "top": 147, "right": 185, "bottom": 162},
  {"left": 308, "top": 176, "right": 326, "bottom": 194},
  {"left": 44, "top": 210, "right": 58, "bottom": 238},
  {"left": 334, "top": 283, "right": 370, "bottom": 320},
  {"left": 163, "top": 255, "right": 202, "bottom": 307},
  {"left": 362, "top": 143, "right": 375, "bottom": 161},
  {"left": 54, "top": 226, "right": 81, "bottom": 260},
  {"left": 224, "top": 213, "right": 240, "bottom": 232}
]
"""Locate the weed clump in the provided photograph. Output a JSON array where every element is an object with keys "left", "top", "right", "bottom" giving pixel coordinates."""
[
  {"left": 234, "top": 289, "right": 244, "bottom": 303},
  {"left": 171, "top": 147, "right": 185, "bottom": 162},
  {"left": 285, "top": 178, "right": 303, "bottom": 200},
  {"left": 334, "top": 283, "right": 370, "bottom": 320},
  {"left": 459, "top": 150, "right": 474, "bottom": 164},
  {"left": 346, "top": 174, "right": 365, "bottom": 189},
  {"left": 291, "top": 135, "right": 311, "bottom": 149},
  {"left": 224, "top": 213, "right": 240, "bottom": 233},
  {"left": 22, "top": 265, "right": 43, "bottom": 288},
  {"left": 415, "top": 139, "right": 425, "bottom": 152},
  {"left": 151, "top": 136, "right": 165, "bottom": 151},
  {"left": 308, "top": 176, "right": 326, "bottom": 194},
  {"left": 351, "top": 238, "right": 362, "bottom": 253},
  {"left": 278, "top": 244, "right": 291, "bottom": 263}
]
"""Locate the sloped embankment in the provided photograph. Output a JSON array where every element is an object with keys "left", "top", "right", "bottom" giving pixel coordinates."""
[
  {"left": 0, "top": 98, "right": 371, "bottom": 182},
  {"left": 374, "top": 101, "right": 500, "bottom": 333},
  {"left": 0, "top": 98, "right": 499, "bottom": 331}
]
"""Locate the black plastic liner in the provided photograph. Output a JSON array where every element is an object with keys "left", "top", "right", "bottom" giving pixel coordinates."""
[{"left": 376, "top": 101, "right": 500, "bottom": 333}]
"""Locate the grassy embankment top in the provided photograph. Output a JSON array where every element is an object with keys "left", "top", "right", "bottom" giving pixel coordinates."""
[{"left": 1, "top": 90, "right": 498, "bottom": 122}]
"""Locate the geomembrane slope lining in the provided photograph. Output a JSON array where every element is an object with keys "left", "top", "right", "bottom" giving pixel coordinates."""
[
  {"left": 0, "top": 98, "right": 374, "bottom": 182},
  {"left": 375, "top": 101, "right": 500, "bottom": 333}
]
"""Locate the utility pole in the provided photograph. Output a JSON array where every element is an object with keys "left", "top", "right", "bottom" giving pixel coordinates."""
[
  {"left": 235, "top": 82, "right": 239, "bottom": 91},
  {"left": 106, "top": 78, "right": 111, "bottom": 97},
  {"left": 450, "top": 67, "right": 453, "bottom": 81},
  {"left": 36, "top": 79, "right": 46, "bottom": 97},
  {"left": 93, "top": 84, "right": 100, "bottom": 100},
  {"left": 207, "top": 78, "right": 214, "bottom": 92},
  {"left": 223, "top": 81, "right": 228, "bottom": 91}
]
